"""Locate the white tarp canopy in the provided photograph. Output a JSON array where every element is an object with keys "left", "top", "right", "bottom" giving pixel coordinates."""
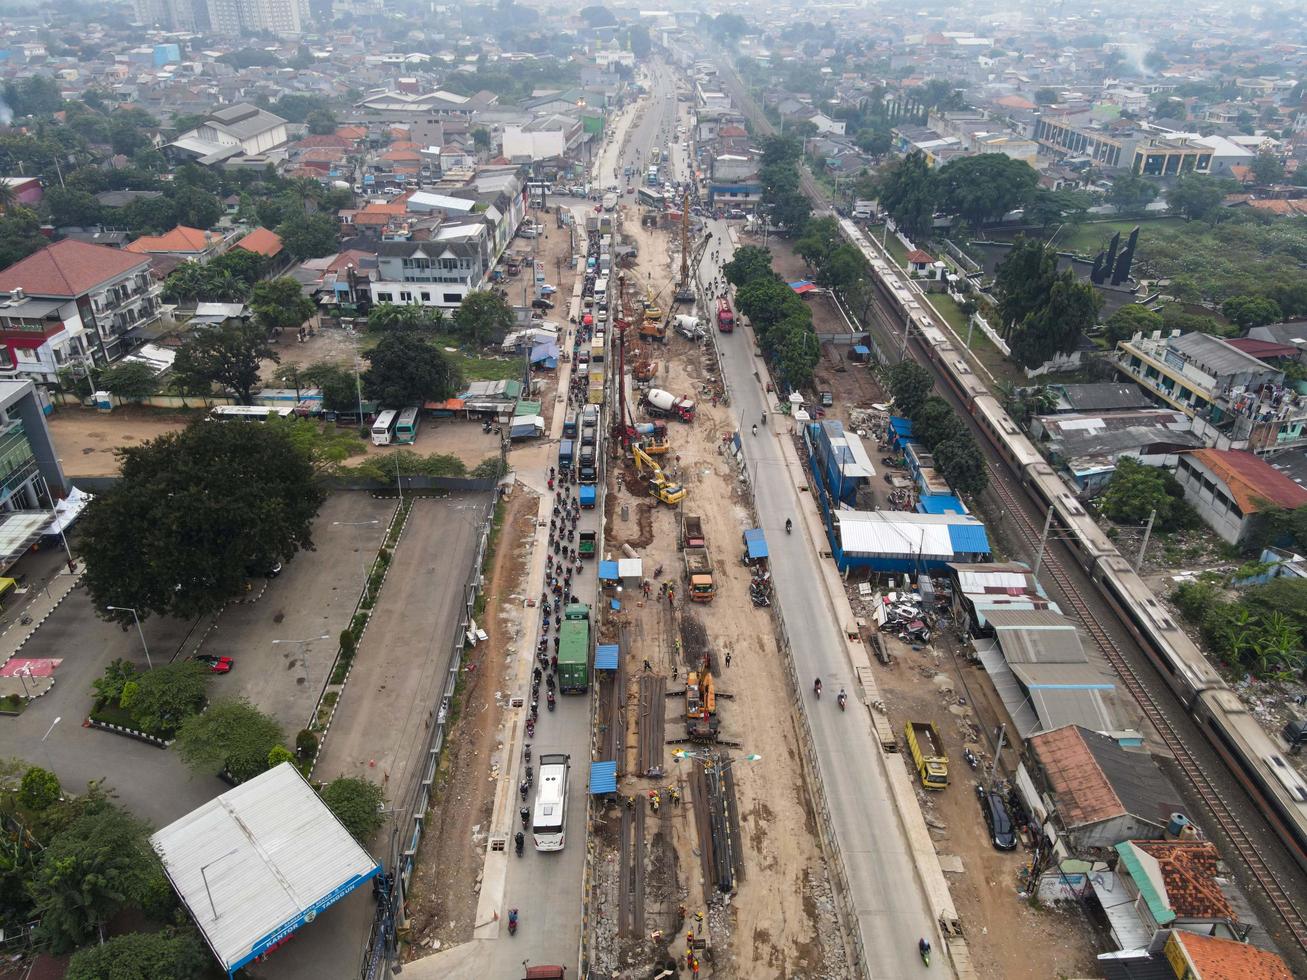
[
  {"left": 150, "top": 764, "right": 379, "bottom": 977},
  {"left": 48, "top": 487, "right": 91, "bottom": 535}
]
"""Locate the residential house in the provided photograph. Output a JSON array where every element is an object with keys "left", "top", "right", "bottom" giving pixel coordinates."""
[
  {"left": 946, "top": 561, "right": 1059, "bottom": 636},
  {"left": 1111, "top": 840, "right": 1242, "bottom": 941},
  {"left": 1175, "top": 448, "right": 1307, "bottom": 545},
  {"left": 502, "top": 115, "right": 584, "bottom": 162},
  {"left": 0, "top": 177, "right": 44, "bottom": 207},
  {"left": 368, "top": 231, "right": 490, "bottom": 309},
  {"left": 231, "top": 227, "right": 290, "bottom": 273},
  {"left": 168, "top": 103, "right": 289, "bottom": 162},
  {"left": 125, "top": 226, "right": 227, "bottom": 264},
  {"left": 1031, "top": 408, "right": 1201, "bottom": 492},
  {"left": 0, "top": 239, "right": 162, "bottom": 379}
]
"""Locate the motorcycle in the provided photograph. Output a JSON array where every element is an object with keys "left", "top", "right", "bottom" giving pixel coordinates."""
[
  {"left": 524, "top": 744, "right": 532, "bottom": 763},
  {"left": 508, "top": 908, "right": 519, "bottom": 936},
  {"left": 515, "top": 832, "right": 524, "bottom": 857},
  {"left": 520, "top": 780, "right": 529, "bottom": 801},
  {"left": 919, "top": 939, "right": 931, "bottom": 966},
  {"left": 547, "top": 691, "right": 556, "bottom": 711},
  {"left": 813, "top": 678, "right": 822, "bottom": 699},
  {"left": 837, "top": 690, "right": 847, "bottom": 711},
  {"left": 963, "top": 748, "right": 979, "bottom": 770},
  {"left": 785, "top": 519, "right": 793, "bottom": 535}
]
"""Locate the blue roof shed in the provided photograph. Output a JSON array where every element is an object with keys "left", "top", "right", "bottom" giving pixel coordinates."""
[
  {"left": 948, "top": 522, "right": 991, "bottom": 556},
  {"left": 598, "top": 560, "right": 619, "bottom": 581},
  {"left": 743, "top": 528, "right": 768, "bottom": 560},
  {"left": 589, "top": 761, "right": 617, "bottom": 794},
  {"left": 918, "top": 494, "right": 967, "bottom": 516},
  {"left": 594, "top": 644, "right": 619, "bottom": 670}
]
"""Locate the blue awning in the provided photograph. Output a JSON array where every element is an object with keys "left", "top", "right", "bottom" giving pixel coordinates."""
[
  {"left": 918, "top": 494, "right": 967, "bottom": 516},
  {"left": 598, "top": 560, "right": 619, "bottom": 580},
  {"left": 889, "top": 416, "right": 914, "bottom": 437},
  {"left": 852, "top": 344, "right": 870, "bottom": 356},
  {"left": 948, "top": 522, "right": 991, "bottom": 555},
  {"left": 589, "top": 760, "right": 617, "bottom": 794},
  {"left": 744, "top": 528, "right": 768, "bottom": 560},
  {"left": 595, "top": 644, "right": 619, "bottom": 670}
]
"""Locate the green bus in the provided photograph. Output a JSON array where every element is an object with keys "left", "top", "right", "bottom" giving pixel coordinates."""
[{"left": 557, "top": 603, "right": 591, "bottom": 694}]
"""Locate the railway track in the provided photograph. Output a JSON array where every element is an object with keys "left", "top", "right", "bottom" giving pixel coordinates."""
[{"left": 986, "top": 466, "right": 1307, "bottom": 952}]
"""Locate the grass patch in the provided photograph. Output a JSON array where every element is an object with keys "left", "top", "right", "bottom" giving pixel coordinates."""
[
  {"left": 443, "top": 347, "right": 526, "bottom": 383},
  {"left": 989, "top": 216, "right": 1186, "bottom": 257},
  {"left": 0, "top": 693, "right": 27, "bottom": 714},
  {"left": 927, "top": 293, "right": 1027, "bottom": 388},
  {"left": 878, "top": 230, "right": 911, "bottom": 269}
]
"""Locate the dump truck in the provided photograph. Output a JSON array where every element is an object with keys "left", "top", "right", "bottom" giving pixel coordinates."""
[
  {"left": 578, "top": 529, "right": 597, "bottom": 559},
  {"left": 904, "top": 721, "right": 949, "bottom": 789},
  {"left": 644, "top": 388, "right": 696, "bottom": 422},
  {"left": 684, "top": 547, "right": 715, "bottom": 602},
  {"left": 579, "top": 484, "right": 596, "bottom": 509},
  {"left": 716, "top": 296, "right": 735, "bottom": 333},
  {"left": 682, "top": 514, "right": 705, "bottom": 549}
]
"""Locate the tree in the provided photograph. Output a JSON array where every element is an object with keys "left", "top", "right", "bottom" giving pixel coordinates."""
[
  {"left": 723, "top": 245, "right": 774, "bottom": 287},
  {"left": 1168, "top": 172, "right": 1226, "bottom": 223},
  {"left": 79, "top": 422, "right": 323, "bottom": 623},
  {"left": 1009, "top": 269, "right": 1101, "bottom": 370},
  {"left": 824, "top": 245, "right": 865, "bottom": 294},
  {"left": 914, "top": 396, "right": 965, "bottom": 449},
  {"left": 1104, "top": 304, "right": 1163, "bottom": 346},
  {"left": 935, "top": 154, "right": 1038, "bottom": 228},
  {"left": 1034, "top": 87, "right": 1059, "bottom": 105},
  {"left": 305, "top": 108, "right": 338, "bottom": 135},
  {"left": 994, "top": 237, "right": 1058, "bottom": 336},
  {"left": 1251, "top": 151, "right": 1284, "bottom": 186},
  {"left": 776, "top": 323, "right": 820, "bottom": 389},
  {"left": 579, "top": 4, "right": 616, "bottom": 26},
  {"left": 320, "top": 777, "right": 386, "bottom": 843},
  {"left": 1099, "top": 457, "right": 1194, "bottom": 530},
  {"left": 119, "top": 660, "right": 210, "bottom": 736},
  {"left": 363, "top": 331, "right": 462, "bottom": 407},
  {"left": 31, "top": 804, "right": 161, "bottom": 952},
  {"left": 875, "top": 151, "right": 935, "bottom": 241},
  {"left": 452, "top": 290, "right": 514, "bottom": 346},
  {"left": 794, "top": 216, "right": 843, "bottom": 272},
  {"left": 276, "top": 212, "right": 339, "bottom": 260},
  {"left": 1222, "top": 294, "right": 1282, "bottom": 329},
  {"left": 18, "top": 767, "right": 61, "bottom": 811},
  {"left": 67, "top": 930, "right": 209, "bottom": 980},
  {"left": 1024, "top": 188, "right": 1090, "bottom": 232},
  {"left": 2, "top": 76, "right": 63, "bottom": 117},
  {"left": 934, "top": 436, "right": 988, "bottom": 496},
  {"left": 369, "top": 302, "right": 426, "bottom": 333},
  {"left": 251, "top": 277, "right": 316, "bottom": 335},
  {"left": 0, "top": 208, "right": 52, "bottom": 269},
  {"left": 42, "top": 187, "right": 102, "bottom": 228},
  {"left": 174, "top": 697, "right": 285, "bottom": 783},
  {"left": 625, "top": 24, "right": 652, "bottom": 58},
  {"left": 884, "top": 360, "right": 934, "bottom": 419},
  {"left": 471, "top": 127, "right": 492, "bottom": 153},
  {"left": 172, "top": 323, "right": 278, "bottom": 405},
  {"left": 304, "top": 361, "right": 359, "bottom": 413},
  {"left": 94, "top": 361, "right": 158, "bottom": 402},
  {"left": 1105, "top": 172, "right": 1159, "bottom": 213}
]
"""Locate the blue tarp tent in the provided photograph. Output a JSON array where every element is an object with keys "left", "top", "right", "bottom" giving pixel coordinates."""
[
  {"left": 590, "top": 761, "right": 617, "bottom": 794},
  {"left": 744, "top": 528, "right": 768, "bottom": 560},
  {"left": 595, "top": 644, "right": 619, "bottom": 670},
  {"left": 530, "top": 341, "right": 559, "bottom": 368},
  {"left": 889, "top": 416, "right": 914, "bottom": 439},
  {"left": 598, "top": 560, "right": 619, "bottom": 581}
]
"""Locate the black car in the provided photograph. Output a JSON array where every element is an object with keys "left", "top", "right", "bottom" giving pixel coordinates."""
[{"left": 976, "top": 784, "right": 1016, "bottom": 851}]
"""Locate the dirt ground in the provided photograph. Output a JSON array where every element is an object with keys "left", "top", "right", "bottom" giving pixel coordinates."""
[
  {"left": 402, "top": 487, "right": 538, "bottom": 952},
  {"left": 595, "top": 213, "right": 846, "bottom": 977},
  {"left": 48, "top": 406, "right": 191, "bottom": 476}
]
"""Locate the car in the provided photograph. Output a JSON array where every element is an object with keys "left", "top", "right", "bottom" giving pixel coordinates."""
[
  {"left": 531, "top": 298, "right": 554, "bottom": 311},
  {"left": 820, "top": 391, "right": 834, "bottom": 408},
  {"left": 191, "top": 654, "right": 234, "bottom": 674},
  {"left": 540, "top": 284, "right": 557, "bottom": 295},
  {"left": 976, "top": 784, "right": 1016, "bottom": 850}
]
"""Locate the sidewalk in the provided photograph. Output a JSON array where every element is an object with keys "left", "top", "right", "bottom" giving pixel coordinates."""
[{"left": 0, "top": 565, "right": 83, "bottom": 700}]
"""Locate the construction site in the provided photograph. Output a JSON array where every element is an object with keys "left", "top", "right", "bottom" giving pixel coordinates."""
[{"left": 583, "top": 199, "right": 849, "bottom": 978}]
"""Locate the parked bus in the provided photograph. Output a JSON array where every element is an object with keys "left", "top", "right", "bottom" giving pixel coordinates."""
[
  {"left": 394, "top": 407, "right": 421, "bottom": 445},
  {"left": 210, "top": 406, "right": 294, "bottom": 422},
  {"left": 556, "top": 603, "right": 590, "bottom": 692},
  {"left": 532, "top": 753, "right": 571, "bottom": 851},
  {"left": 371, "top": 409, "right": 398, "bottom": 446}
]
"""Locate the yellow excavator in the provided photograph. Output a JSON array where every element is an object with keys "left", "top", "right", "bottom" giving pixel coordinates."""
[{"left": 633, "top": 443, "right": 686, "bottom": 505}]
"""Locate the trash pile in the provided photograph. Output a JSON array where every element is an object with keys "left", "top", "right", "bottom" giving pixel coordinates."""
[
  {"left": 869, "top": 584, "right": 954, "bottom": 644},
  {"left": 749, "top": 570, "right": 772, "bottom": 607}
]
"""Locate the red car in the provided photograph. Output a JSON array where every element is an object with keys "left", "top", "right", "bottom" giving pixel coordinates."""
[{"left": 192, "top": 654, "right": 234, "bottom": 674}]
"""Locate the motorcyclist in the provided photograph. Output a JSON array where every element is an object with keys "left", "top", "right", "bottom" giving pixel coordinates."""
[
  {"left": 514, "top": 831, "right": 524, "bottom": 855},
  {"left": 785, "top": 518, "right": 793, "bottom": 534},
  {"left": 838, "top": 687, "right": 847, "bottom": 708},
  {"left": 751, "top": 424, "right": 758, "bottom": 436},
  {"left": 919, "top": 937, "right": 931, "bottom": 958},
  {"left": 814, "top": 677, "right": 822, "bottom": 697}
]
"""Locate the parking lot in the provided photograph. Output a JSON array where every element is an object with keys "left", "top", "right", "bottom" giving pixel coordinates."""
[{"left": 200, "top": 493, "right": 395, "bottom": 733}]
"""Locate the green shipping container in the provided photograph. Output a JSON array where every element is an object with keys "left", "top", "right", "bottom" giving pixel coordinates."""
[{"left": 557, "top": 603, "right": 591, "bottom": 693}]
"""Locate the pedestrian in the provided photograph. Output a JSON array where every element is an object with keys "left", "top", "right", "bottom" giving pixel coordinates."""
[
  {"left": 671, "top": 663, "right": 678, "bottom": 680},
  {"left": 725, "top": 650, "right": 732, "bottom": 667},
  {"left": 643, "top": 658, "right": 652, "bottom": 672}
]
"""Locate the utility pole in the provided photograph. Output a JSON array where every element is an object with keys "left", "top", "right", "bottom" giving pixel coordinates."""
[
  {"left": 1135, "top": 508, "right": 1156, "bottom": 572},
  {"left": 1033, "top": 507, "right": 1054, "bottom": 580}
]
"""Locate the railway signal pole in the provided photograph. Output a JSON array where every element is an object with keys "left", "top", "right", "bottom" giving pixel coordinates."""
[{"left": 1033, "top": 507, "right": 1054, "bottom": 580}]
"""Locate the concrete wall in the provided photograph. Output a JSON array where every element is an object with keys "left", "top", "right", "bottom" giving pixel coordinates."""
[{"left": 1175, "top": 453, "right": 1247, "bottom": 545}]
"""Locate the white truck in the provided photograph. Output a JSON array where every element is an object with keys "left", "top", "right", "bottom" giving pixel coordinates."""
[
  {"left": 602, "top": 192, "right": 618, "bottom": 212},
  {"left": 644, "top": 388, "right": 696, "bottom": 422}
]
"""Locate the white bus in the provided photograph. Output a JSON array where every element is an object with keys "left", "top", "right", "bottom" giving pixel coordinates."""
[
  {"left": 532, "top": 753, "right": 570, "bottom": 851},
  {"left": 210, "top": 406, "right": 294, "bottom": 422},
  {"left": 371, "top": 409, "right": 398, "bottom": 446},
  {"left": 394, "top": 406, "right": 421, "bottom": 445}
]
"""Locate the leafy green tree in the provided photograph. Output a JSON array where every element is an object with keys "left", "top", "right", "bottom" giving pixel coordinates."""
[
  {"left": 251, "top": 277, "right": 316, "bottom": 335},
  {"left": 793, "top": 216, "right": 843, "bottom": 272},
  {"left": 875, "top": 151, "right": 935, "bottom": 240},
  {"left": 363, "top": 331, "right": 463, "bottom": 407},
  {"left": 167, "top": 184, "right": 222, "bottom": 230},
  {"left": 30, "top": 804, "right": 161, "bottom": 952},
  {"left": 824, "top": 245, "right": 865, "bottom": 293},
  {"left": 1251, "top": 151, "right": 1284, "bottom": 186},
  {"left": 92, "top": 658, "right": 139, "bottom": 709},
  {"left": 174, "top": 697, "right": 285, "bottom": 783},
  {"left": 304, "top": 361, "right": 359, "bottom": 413},
  {"left": 276, "top": 212, "right": 339, "bottom": 260},
  {"left": 914, "top": 396, "right": 965, "bottom": 448},
  {"left": 1106, "top": 172, "right": 1159, "bottom": 212},
  {"left": 119, "top": 660, "right": 209, "bottom": 736},
  {"left": 1008, "top": 269, "right": 1101, "bottom": 370},
  {"left": 267, "top": 415, "right": 365, "bottom": 475},
  {"left": 43, "top": 187, "right": 103, "bottom": 228},
  {"left": 471, "top": 127, "right": 492, "bottom": 152},
  {"left": 79, "top": 422, "right": 323, "bottom": 623},
  {"left": 452, "top": 290, "right": 514, "bottom": 346},
  {"left": 97, "top": 361, "right": 158, "bottom": 401},
  {"left": 0, "top": 208, "right": 53, "bottom": 269},
  {"left": 1099, "top": 457, "right": 1194, "bottom": 530},
  {"left": 723, "top": 245, "right": 774, "bottom": 287},
  {"left": 935, "top": 153, "right": 1038, "bottom": 228},
  {"left": 66, "top": 930, "right": 209, "bottom": 980},
  {"left": 2, "top": 76, "right": 63, "bottom": 117},
  {"left": 625, "top": 24, "right": 652, "bottom": 57},
  {"left": 173, "top": 322, "right": 278, "bottom": 404},
  {"left": 305, "top": 109, "right": 338, "bottom": 135},
  {"left": 320, "top": 777, "right": 386, "bottom": 843},
  {"left": 1168, "top": 172, "right": 1226, "bottom": 223},
  {"left": 994, "top": 237, "right": 1058, "bottom": 337},
  {"left": 1034, "top": 87, "right": 1059, "bottom": 105},
  {"left": 579, "top": 4, "right": 616, "bottom": 26},
  {"left": 776, "top": 322, "right": 819, "bottom": 389},
  {"left": 934, "top": 435, "right": 987, "bottom": 496},
  {"left": 1221, "top": 294, "right": 1282, "bottom": 329},
  {"left": 369, "top": 303, "right": 427, "bottom": 333},
  {"left": 1104, "top": 304, "right": 1164, "bottom": 346},
  {"left": 1024, "top": 188, "right": 1090, "bottom": 232},
  {"left": 884, "top": 360, "right": 934, "bottom": 419},
  {"left": 18, "top": 767, "right": 61, "bottom": 811}
]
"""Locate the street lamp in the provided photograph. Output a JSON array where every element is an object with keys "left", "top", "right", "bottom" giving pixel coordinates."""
[
  {"left": 106, "top": 605, "right": 151, "bottom": 669},
  {"left": 41, "top": 715, "right": 61, "bottom": 742},
  {"left": 38, "top": 474, "right": 75, "bottom": 569}
]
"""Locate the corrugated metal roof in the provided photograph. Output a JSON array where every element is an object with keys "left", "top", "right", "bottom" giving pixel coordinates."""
[
  {"left": 594, "top": 644, "right": 619, "bottom": 670},
  {"left": 744, "top": 528, "right": 768, "bottom": 559},
  {"left": 589, "top": 761, "right": 618, "bottom": 794},
  {"left": 834, "top": 511, "right": 960, "bottom": 557},
  {"left": 983, "top": 608, "right": 1073, "bottom": 629},
  {"left": 150, "top": 763, "right": 379, "bottom": 975},
  {"left": 918, "top": 494, "right": 966, "bottom": 516},
  {"left": 947, "top": 522, "right": 990, "bottom": 554},
  {"left": 598, "top": 560, "right": 619, "bottom": 580},
  {"left": 993, "top": 621, "right": 1087, "bottom": 665}
]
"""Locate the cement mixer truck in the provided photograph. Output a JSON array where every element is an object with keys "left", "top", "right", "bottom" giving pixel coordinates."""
[{"left": 643, "top": 388, "right": 696, "bottom": 423}]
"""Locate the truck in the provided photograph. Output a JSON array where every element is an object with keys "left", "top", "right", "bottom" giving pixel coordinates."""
[
  {"left": 644, "top": 388, "right": 696, "bottom": 423},
  {"left": 580, "top": 420, "right": 597, "bottom": 447},
  {"left": 523, "top": 968, "right": 565, "bottom": 980},
  {"left": 579, "top": 484, "right": 596, "bottom": 508},
  {"left": 558, "top": 439, "right": 574, "bottom": 473},
  {"left": 639, "top": 317, "right": 666, "bottom": 343},
  {"left": 578, "top": 529, "right": 597, "bottom": 559},
  {"left": 578, "top": 446, "right": 597, "bottom": 484},
  {"left": 562, "top": 413, "right": 577, "bottom": 439},
  {"left": 602, "top": 192, "right": 618, "bottom": 212},
  {"left": 904, "top": 721, "right": 949, "bottom": 790},
  {"left": 633, "top": 420, "right": 669, "bottom": 453},
  {"left": 673, "top": 314, "right": 704, "bottom": 340},
  {"left": 682, "top": 514, "right": 706, "bottom": 549},
  {"left": 557, "top": 603, "right": 591, "bottom": 693},
  {"left": 716, "top": 297, "right": 735, "bottom": 333},
  {"left": 683, "top": 547, "right": 715, "bottom": 602}
]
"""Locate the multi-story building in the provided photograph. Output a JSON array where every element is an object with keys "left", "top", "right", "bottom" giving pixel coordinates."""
[
  {"left": 0, "top": 379, "right": 67, "bottom": 522},
  {"left": 0, "top": 240, "right": 161, "bottom": 384},
  {"left": 1033, "top": 115, "right": 1140, "bottom": 169},
  {"left": 205, "top": 0, "right": 309, "bottom": 34},
  {"left": 1130, "top": 135, "right": 1252, "bottom": 178},
  {"left": 370, "top": 233, "right": 490, "bottom": 309},
  {"left": 133, "top": 0, "right": 207, "bottom": 29}
]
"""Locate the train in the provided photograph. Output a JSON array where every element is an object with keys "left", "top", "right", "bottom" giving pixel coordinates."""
[{"left": 835, "top": 216, "right": 1307, "bottom": 873}]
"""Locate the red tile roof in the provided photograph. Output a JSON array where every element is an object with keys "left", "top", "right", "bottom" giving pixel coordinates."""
[
  {"left": 906, "top": 249, "right": 934, "bottom": 264},
  {"left": 1133, "top": 841, "right": 1235, "bottom": 921},
  {"left": 1189, "top": 448, "right": 1307, "bottom": 513},
  {"left": 125, "top": 226, "right": 220, "bottom": 255},
  {"left": 233, "top": 227, "right": 283, "bottom": 258},
  {"left": 1172, "top": 931, "right": 1293, "bottom": 980},
  {"left": 335, "top": 125, "right": 368, "bottom": 141},
  {"left": 0, "top": 238, "right": 149, "bottom": 297}
]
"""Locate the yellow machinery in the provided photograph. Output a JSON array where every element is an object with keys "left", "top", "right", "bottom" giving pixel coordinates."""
[
  {"left": 633, "top": 444, "right": 686, "bottom": 505},
  {"left": 685, "top": 655, "right": 720, "bottom": 740},
  {"left": 643, "top": 282, "right": 663, "bottom": 322}
]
